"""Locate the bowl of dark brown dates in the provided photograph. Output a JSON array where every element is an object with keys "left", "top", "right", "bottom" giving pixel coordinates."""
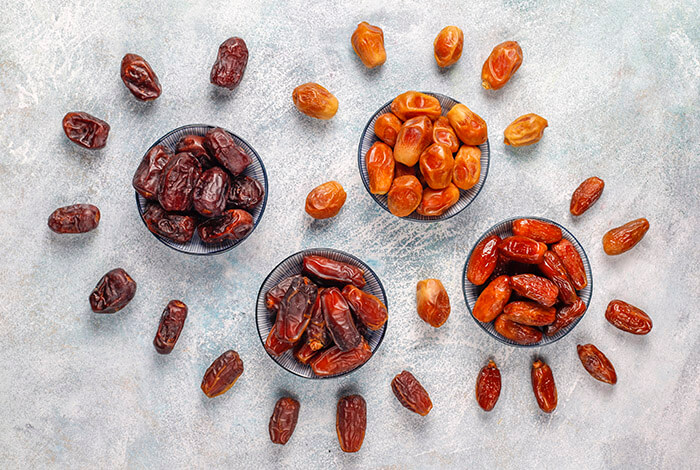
[
  {"left": 256, "top": 248, "right": 388, "bottom": 379},
  {"left": 463, "top": 217, "right": 592, "bottom": 347},
  {"left": 358, "top": 91, "right": 490, "bottom": 222},
  {"left": 133, "top": 124, "right": 267, "bottom": 255}
]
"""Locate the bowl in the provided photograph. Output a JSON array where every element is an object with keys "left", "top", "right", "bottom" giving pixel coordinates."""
[
  {"left": 135, "top": 124, "right": 268, "bottom": 255},
  {"left": 462, "top": 217, "right": 593, "bottom": 347},
  {"left": 256, "top": 248, "right": 388, "bottom": 379},
  {"left": 358, "top": 92, "right": 490, "bottom": 222}
]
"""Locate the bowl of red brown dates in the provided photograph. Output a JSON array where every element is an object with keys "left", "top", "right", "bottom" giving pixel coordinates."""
[
  {"left": 463, "top": 217, "right": 592, "bottom": 347},
  {"left": 133, "top": 124, "right": 267, "bottom": 255},
  {"left": 256, "top": 248, "right": 388, "bottom": 379},
  {"left": 358, "top": 91, "right": 490, "bottom": 222}
]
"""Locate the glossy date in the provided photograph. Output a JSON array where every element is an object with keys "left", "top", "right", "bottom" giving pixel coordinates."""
[
  {"left": 310, "top": 338, "right": 372, "bottom": 377},
  {"left": 577, "top": 344, "right": 617, "bottom": 384},
  {"left": 228, "top": 176, "right": 264, "bottom": 210},
  {"left": 89, "top": 268, "right": 137, "bottom": 313},
  {"left": 269, "top": 397, "right": 300, "bottom": 445},
  {"left": 62, "top": 112, "right": 110, "bottom": 149},
  {"left": 197, "top": 209, "right": 253, "bottom": 243},
  {"left": 120, "top": 53, "right": 161, "bottom": 101},
  {"left": 365, "top": 141, "right": 395, "bottom": 195},
  {"left": 274, "top": 276, "right": 318, "bottom": 343},
  {"left": 158, "top": 152, "right": 202, "bottom": 212},
  {"left": 482, "top": 41, "right": 523, "bottom": 90},
  {"left": 501, "top": 301, "right": 556, "bottom": 326},
  {"left": 467, "top": 235, "right": 501, "bottom": 285},
  {"left": 538, "top": 251, "right": 579, "bottom": 305},
  {"left": 512, "top": 219, "right": 562, "bottom": 244},
  {"left": 341, "top": 285, "right": 388, "bottom": 330},
  {"left": 494, "top": 315, "right": 542, "bottom": 345},
  {"left": 305, "top": 181, "right": 347, "bottom": 219},
  {"left": 551, "top": 239, "right": 587, "bottom": 290},
  {"left": 201, "top": 350, "right": 244, "bottom": 398},
  {"left": 133, "top": 144, "right": 172, "bottom": 199},
  {"left": 302, "top": 255, "right": 366, "bottom": 288},
  {"left": 391, "top": 370, "right": 433, "bottom": 416},
  {"left": 210, "top": 37, "right": 249, "bottom": 90},
  {"left": 48, "top": 204, "right": 100, "bottom": 234},
  {"left": 472, "top": 275, "right": 512, "bottom": 323},
  {"left": 499, "top": 236, "right": 547, "bottom": 264},
  {"left": 374, "top": 113, "right": 402, "bottom": 147},
  {"left": 193, "top": 167, "right": 230, "bottom": 217},
  {"left": 603, "top": 218, "right": 650, "bottom": 255},
  {"left": 321, "top": 288, "right": 361, "bottom": 352},
  {"left": 142, "top": 204, "right": 196, "bottom": 243},
  {"left": 387, "top": 175, "right": 423, "bottom": 217},
  {"left": 416, "top": 278, "right": 450, "bottom": 327},
  {"left": 570, "top": 177, "right": 604, "bottom": 216},
  {"left": 605, "top": 300, "right": 652, "bottom": 335},
  {"left": 476, "top": 360, "right": 501, "bottom": 411},
  {"left": 153, "top": 300, "right": 188, "bottom": 354},
  {"left": 204, "top": 127, "right": 251, "bottom": 176},
  {"left": 509, "top": 274, "right": 559, "bottom": 307},
  {"left": 292, "top": 82, "right": 338, "bottom": 120},
  {"left": 531, "top": 359, "right": 557, "bottom": 413},
  {"left": 351, "top": 22, "right": 386, "bottom": 68}
]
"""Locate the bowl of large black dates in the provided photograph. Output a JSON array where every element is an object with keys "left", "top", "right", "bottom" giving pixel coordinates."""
[
  {"left": 256, "top": 249, "right": 388, "bottom": 379},
  {"left": 463, "top": 217, "right": 592, "bottom": 347},
  {"left": 133, "top": 124, "right": 267, "bottom": 255}
]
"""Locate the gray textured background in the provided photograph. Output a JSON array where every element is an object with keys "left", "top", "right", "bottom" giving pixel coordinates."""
[{"left": 1, "top": 0, "right": 698, "bottom": 468}]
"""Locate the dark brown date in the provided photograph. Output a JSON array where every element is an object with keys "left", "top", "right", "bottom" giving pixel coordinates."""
[
  {"left": 302, "top": 255, "right": 366, "bottom": 288},
  {"left": 228, "top": 176, "right": 264, "bottom": 210},
  {"left": 193, "top": 167, "right": 230, "bottom": 217},
  {"left": 274, "top": 276, "right": 318, "bottom": 343},
  {"left": 391, "top": 370, "right": 433, "bottom": 416},
  {"left": 310, "top": 338, "right": 372, "bottom": 377},
  {"left": 264, "top": 324, "right": 294, "bottom": 357},
  {"left": 265, "top": 275, "right": 302, "bottom": 312},
  {"left": 133, "top": 144, "right": 173, "bottom": 199},
  {"left": 336, "top": 395, "right": 367, "bottom": 453},
  {"left": 177, "top": 135, "right": 215, "bottom": 168},
  {"left": 62, "top": 112, "right": 110, "bottom": 149},
  {"left": 120, "top": 53, "right": 161, "bottom": 101},
  {"left": 197, "top": 209, "right": 253, "bottom": 243},
  {"left": 476, "top": 360, "right": 501, "bottom": 411},
  {"left": 201, "top": 350, "right": 244, "bottom": 398},
  {"left": 577, "top": 344, "right": 617, "bottom": 384},
  {"left": 545, "top": 298, "right": 587, "bottom": 336},
  {"left": 341, "top": 285, "right": 388, "bottom": 330},
  {"left": 153, "top": 300, "right": 188, "bottom": 354},
  {"left": 210, "top": 37, "right": 249, "bottom": 90},
  {"left": 48, "top": 204, "right": 100, "bottom": 234},
  {"left": 142, "top": 204, "right": 196, "bottom": 243},
  {"left": 89, "top": 268, "right": 137, "bottom": 313},
  {"left": 269, "top": 397, "right": 300, "bottom": 445},
  {"left": 531, "top": 359, "right": 557, "bottom": 413},
  {"left": 322, "top": 288, "right": 361, "bottom": 352},
  {"left": 158, "top": 152, "right": 202, "bottom": 212},
  {"left": 538, "top": 251, "right": 579, "bottom": 305},
  {"left": 203, "top": 128, "right": 251, "bottom": 176},
  {"left": 305, "top": 290, "right": 331, "bottom": 350}
]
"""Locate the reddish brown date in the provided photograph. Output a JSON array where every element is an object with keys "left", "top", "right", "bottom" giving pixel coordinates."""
[
  {"left": 265, "top": 324, "right": 294, "bottom": 357},
  {"left": 120, "top": 53, "right": 161, "bottom": 101},
  {"left": 294, "top": 341, "right": 319, "bottom": 364},
  {"left": 158, "top": 152, "right": 202, "bottom": 212},
  {"left": 177, "top": 135, "right": 215, "bottom": 168},
  {"left": 577, "top": 344, "right": 617, "bottom": 384},
  {"left": 416, "top": 278, "right": 451, "bottom": 327},
  {"left": 501, "top": 301, "right": 556, "bottom": 326},
  {"left": 89, "top": 268, "right": 137, "bottom": 313},
  {"left": 365, "top": 141, "right": 395, "bottom": 195},
  {"left": 310, "top": 339, "right": 372, "bottom": 377},
  {"left": 321, "top": 288, "right": 361, "bottom": 352},
  {"left": 391, "top": 370, "right": 433, "bottom": 416},
  {"left": 374, "top": 113, "right": 402, "bottom": 147},
  {"left": 570, "top": 177, "right": 604, "bottom": 216},
  {"left": 153, "top": 300, "right": 188, "bottom": 354},
  {"left": 341, "top": 285, "right": 388, "bottom": 330},
  {"left": 197, "top": 209, "right": 253, "bottom": 243},
  {"left": 48, "top": 204, "right": 100, "bottom": 234},
  {"left": 210, "top": 37, "right": 248, "bottom": 90},
  {"left": 432, "top": 116, "right": 460, "bottom": 153},
  {"left": 305, "top": 181, "right": 347, "bottom": 219},
  {"left": 494, "top": 315, "right": 542, "bottom": 344},
  {"left": 228, "top": 176, "right": 264, "bottom": 210},
  {"left": 269, "top": 397, "right": 300, "bottom": 445},
  {"left": 512, "top": 219, "right": 562, "bottom": 244},
  {"left": 302, "top": 255, "right": 366, "bottom": 288},
  {"left": 538, "top": 251, "right": 579, "bottom": 305},
  {"left": 336, "top": 395, "right": 367, "bottom": 453},
  {"left": 472, "top": 275, "right": 512, "bottom": 323},
  {"left": 467, "top": 235, "right": 501, "bottom": 286},
  {"left": 274, "top": 276, "right": 318, "bottom": 343},
  {"left": 603, "top": 218, "right": 650, "bottom": 255},
  {"left": 351, "top": 22, "right": 386, "bottom": 69},
  {"left": 531, "top": 360, "right": 557, "bottom": 413},
  {"left": 305, "top": 291, "right": 330, "bottom": 350},
  {"left": 476, "top": 360, "right": 501, "bottom": 411},
  {"left": 265, "top": 275, "right": 302, "bottom": 312},
  {"left": 552, "top": 239, "right": 587, "bottom": 290},
  {"left": 142, "top": 204, "right": 196, "bottom": 243},
  {"left": 62, "top": 112, "right": 110, "bottom": 149},
  {"left": 133, "top": 145, "right": 173, "bottom": 199},
  {"left": 544, "top": 298, "right": 587, "bottom": 336},
  {"left": 193, "top": 167, "right": 230, "bottom": 217},
  {"left": 499, "top": 236, "right": 547, "bottom": 264},
  {"left": 201, "top": 350, "right": 244, "bottom": 398},
  {"left": 605, "top": 300, "right": 652, "bottom": 335},
  {"left": 482, "top": 41, "right": 523, "bottom": 90},
  {"left": 204, "top": 128, "right": 251, "bottom": 176},
  {"left": 510, "top": 274, "right": 559, "bottom": 307}
]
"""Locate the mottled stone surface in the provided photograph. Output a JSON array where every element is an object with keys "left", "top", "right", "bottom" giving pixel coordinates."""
[{"left": 0, "top": 0, "right": 698, "bottom": 468}]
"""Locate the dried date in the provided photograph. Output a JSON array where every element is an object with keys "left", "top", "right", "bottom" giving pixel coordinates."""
[
  {"left": 501, "top": 301, "right": 556, "bottom": 326},
  {"left": 503, "top": 114, "right": 548, "bottom": 147},
  {"left": 228, "top": 176, "right": 264, "bottom": 210},
  {"left": 305, "top": 181, "right": 347, "bottom": 219},
  {"left": 341, "top": 285, "right": 388, "bottom": 330},
  {"left": 482, "top": 41, "right": 523, "bottom": 90},
  {"left": 294, "top": 341, "right": 319, "bottom": 364},
  {"left": 321, "top": 288, "right": 361, "bottom": 352},
  {"left": 499, "top": 236, "right": 547, "bottom": 264},
  {"left": 365, "top": 141, "right": 395, "bottom": 195},
  {"left": 336, "top": 395, "right": 367, "bottom": 453},
  {"left": 538, "top": 251, "right": 579, "bottom": 305},
  {"left": 416, "top": 278, "right": 451, "bottom": 327},
  {"left": 265, "top": 324, "right": 294, "bottom": 357},
  {"left": 510, "top": 274, "right": 559, "bottom": 307},
  {"left": 467, "top": 235, "right": 501, "bottom": 285},
  {"left": 551, "top": 239, "right": 587, "bottom": 290},
  {"left": 48, "top": 204, "right": 100, "bottom": 234},
  {"left": 374, "top": 113, "right": 402, "bottom": 147},
  {"left": 310, "top": 338, "right": 372, "bottom": 377},
  {"left": 197, "top": 209, "right": 253, "bottom": 243},
  {"left": 62, "top": 112, "right": 110, "bottom": 149},
  {"left": 292, "top": 83, "right": 339, "bottom": 120},
  {"left": 419, "top": 143, "right": 454, "bottom": 190},
  {"left": 266, "top": 274, "right": 303, "bottom": 312},
  {"left": 570, "top": 177, "right": 604, "bottom": 216},
  {"left": 605, "top": 300, "right": 652, "bottom": 335},
  {"left": 544, "top": 298, "right": 587, "bottom": 336},
  {"left": 193, "top": 167, "right": 230, "bottom": 217},
  {"left": 391, "top": 91, "right": 442, "bottom": 121},
  {"left": 120, "top": 53, "right": 161, "bottom": 101},
  {"left": 210, "top": 37, "right": 248, "bottom": 90},
  {"left": 274, "top": 276, "right": 318, "bottom": 343},
  {"left": 142, "top": 204, "right": 196, "bottom": 243},
  {"left": 452, "top": 145, "right": 481, "bottom": 190},
  {"left": 416, "top": 184, "right": 460, "bottom": 217},
  {"left": 432, "top": 116, "right": 460, "bottom": 153},
  {"left": 446, "top": 104, "right": 488, "bottom": 146},
  {"left": 434, "top": 26, "right": 464, "bottom": 68},
  {"left": 494, "top": 315, "right": 542, "bottom": 344},
  {"left": 153, "top": 300, "right": 188, "bottom": 354},
  {"left": 133, "top": 144, "right": 173, "bottom": 199},
  {"left": 394, "top": 115, "right": 433, "bottom": 166},
  {"left": 391, "top": 370, "right": 433, "bottom": 416},
  {"left": 476, "top": 360, "right": 501, "bottom": 411},
  {"left": 512, "top": 219, "right": 562, "bottom": 244},
  {"left": 305, "top": 291, "right": 331, "bottom": 350},
  {"left": 602, "top": 218, "right": 650, "bottom": 255},
  {"left": 302, "top": 255, "right": 366, "bottom": 288},
  {"left": 158, "top": 152, "right": 201, "bottom": 212},
  {"left": 472, "top": 275, "right": 512, "bottom": 323},
  {"left": 204, "top": 127, "right": 251, "bottom": 176},
  {"left": 89, "top": 268, "right": 137, "bottom": 313},
  {"left": 201, "top": 350, "right": 244, "bottom": 398},
  {"left": 269, "top": 397, "right": 300, "bottom": 445},
  {"left": 351, "top": 22, "right": 386, "bottom": 68},
  {"left": 577, "top": 344, "right": 617, "bottom": 384},
  {"left": 387, "top": 175, "right": 423, "bottom": 217},
  {"left": 531, "top": 359, "right": 557, "bottom": 413}
]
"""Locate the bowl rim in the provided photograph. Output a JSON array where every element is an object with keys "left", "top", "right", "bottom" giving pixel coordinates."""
[
  {"left": 255, "top": 247, "right": 389, "bottom": 379},
  {"left": 357, "top": 91, "right": 491, "bottom": 223},
  {"left": 462, "top": 216, "right": 593, "bottom": 348},
  {"left": 135, "top": 123, "right": 268, "bottom": 256}
]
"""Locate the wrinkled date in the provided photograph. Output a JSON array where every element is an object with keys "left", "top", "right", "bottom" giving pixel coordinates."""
[
  {"left": 266, "top": 275, "right": 302, "bottom": 312},
  {"left": 391, "top": 91, "right": 442, "bottom": 121},
  {"left": 177, "top": 134, "right": 215, "bottom": 168},
  {"left": 133, "top": 144, "right": 173, "bottom": 199},
  {"left": 310, "top": 338, "right": 372, "bottom": 377},
  {"left": 48, "top": 204, "right": 100, "bottom": 234},
  {"left": 603, "top": 218, "right": 650, "bottom": 255},
  {"left": 467, "top": 235, "right": 501, "bottom": 285},
  {"left": 204, "top": 127, "right": 251, "bottom": 176},
  {"left": 416, "top": 278, "right": 451, "bottom": 327},
  {"left": 605, "top": 300, "right": 652, "bottom": 335},
  {"left": 494, "top": 315, "right": 543, "bottom": 344},
  {"left": 538, "top": 251, "right": 579, "bottom": 305},
  {"left": 473, "top": 275, "right": 512, "bottom": 323},
  {"left": 264, "top": 324, "right": 294, "bottom": 357},
  {"left": 476, "top": 360, "right": 501, "bottom": 411},
  {"left": 193, "top": 167, "right": 230, "bottom": 217},
  {"left": 341, "top": 285, "right": 388, "bottom": 330},
  {"left": 434, "top": 26, "right": 464, "bottom": 68},
  {"left": 552, "top": 239, "right": 587, "bottom": 290},
  {"left": 394, "top": 115, "right": 434, "bottom": 167},
  {"left": 577, "top": 344, "right": 617, "bottom": 384},
  {"left": 432, "top": 116, "right": 460, "bottom": 153},
  {"left": 501, "top": 301, "right": 556, "bottom": 326},
  {"left": 531, "top": 359, "right": 557, "bottom": 413},
  {"left": 305, "top": 181, "right": 347, "bottom": 219},
  {"left": 391, "top": 370, "right": 433, "bottom": 416},
  {"left": 153, "top": 300, "right": 188, "bottom": 354},
  {"left": 387, "top": 175, "right": 423, "bottom": 217},
  {"left": 158, "top": 152, "right": 202, "bottom": 212},
  {"left": 351, "top": 22, "right": 386, "bottom": 68},
  {"left": 503, "top": 114, "right": 548, "bottom": 147},
  {"left": 321, "top": 288, "right": 361, "bottom": 352},
  {"left": 481, "top": 41, "right": 523, "bottom": 90},
  {"left": 394, "top": 162, "right": 417, "bottom": 178},
  {"left": 570, "top": 176, "right": 604, "bottom": 216},
  {"left": 365, "top": 141, "right": 395, "bottom": 195},
  {"left": 446, "top": 103, "right": 488, "bottom": 146},
  {"left": 374, "top": 113, "right": 402, "bottom": 147},
  {"left": 499, "top": 236, "right": 547, "bottom": 264},
  {"left": 143, "top": 204, "right": 196, "bottom": 243},
  {"left": 210, "top": 37, "right": 249, "bottom": 90},
  {"left": 305, "top": 292, "right": 330, "bottom": 350},
  {"left": 452, "top": 145, "right": 481, "bottom": 190},
  {"left": 294, "top": 341, "right": 318, "bottom": 364},
  {"left": 545, "top": 298, "right": 587, "bottom": 336},
  {"left": 336, "top": 395, "right": 367, "bottom": 453},
  {"left": 419, "top": 143, "right": 454, "bottom": 190},
  {"left": 512, "top": 219, "right": 562, "bottom": 244},
  {"left": 416, "top": 184, "right": 460, "bottom": 217},
  {"left": 269, "top": 397, "right": 300, "bottom": 445},
  {"left": 292, "top": 82, "right": 339, "bottom": 120},
  {"left": 62, "top": 112, "right": 110, "bottom": 149},
  {"left": 120, "top": 53, "right": 161, "bottom": 101},
  {"left": 89, "top": 268, "right": 137, "bottom": 313},
  {"left": 302, "top": 255, "right": 366, "bottom": 288},
  {"left": 197, "top": 209, "right": 253, "bottom": 243},
  {"left": 510, "top": 274, "right": 559, "bottom": 307},
  {"left": 201, "top": 350, "right": 244, "bottom": 398},
  {"left": 274, "top": 276, "right": 318, "bottom": 343},
  {"left": 228, "top": 176, "right": 265, "bottom": 210}
]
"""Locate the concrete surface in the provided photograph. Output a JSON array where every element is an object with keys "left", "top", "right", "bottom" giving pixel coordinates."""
[{"left": 1, "top": 0, "right": 698, "bottom": 468}]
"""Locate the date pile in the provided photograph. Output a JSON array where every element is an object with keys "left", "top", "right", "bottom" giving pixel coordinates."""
[
  {"left": 263, "top": 255, "right": 388, "bottom": 377},
  {"left": 467, "top": 218, "right": 589, "bottom": 345},
  {"left": 132, "top": 127, "right": 264, "bottom": 244}
]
